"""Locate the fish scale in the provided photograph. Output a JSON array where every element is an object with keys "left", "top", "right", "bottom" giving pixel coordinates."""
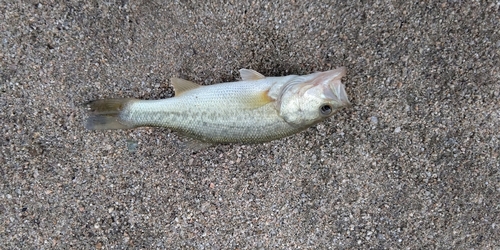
[{"left": 125, "top": 99, "right": 296, "bottom": 143}]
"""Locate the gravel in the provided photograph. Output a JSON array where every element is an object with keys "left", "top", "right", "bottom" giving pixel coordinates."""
[{"left": 1, "top": 1, "right": 499, "bottom": 248}]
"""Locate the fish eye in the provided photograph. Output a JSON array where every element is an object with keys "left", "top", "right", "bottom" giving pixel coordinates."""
[{"left": 319, "top": 104, "right": 333, "bottom": 117}]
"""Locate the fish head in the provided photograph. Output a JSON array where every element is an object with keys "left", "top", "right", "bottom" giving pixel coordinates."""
[{"left": 278, "top": 67, "right": 350, "bottom": 127}]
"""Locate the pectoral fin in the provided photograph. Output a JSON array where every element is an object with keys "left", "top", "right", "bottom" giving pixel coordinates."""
[
  {"left": 171, "top": 78, "right": 202, "bottom": 95},
  {"left": 243, "top": 89, "right": 275, "bottom": 109},
  {"left": 239, "top": 69, "right": 266, "bottom": 81}
]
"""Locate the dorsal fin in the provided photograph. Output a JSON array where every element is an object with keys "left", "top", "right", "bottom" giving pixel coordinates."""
[
  {"left": 171, "top": 77, "right": 201, "bottom": 95},
  {"left": 239, "top": 69, "right": 266, "bottom": 81}
]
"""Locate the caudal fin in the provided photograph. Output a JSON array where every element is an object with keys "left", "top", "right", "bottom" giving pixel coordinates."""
[{"left": 84, "top": 98, "right": 137, "bottom": 130}]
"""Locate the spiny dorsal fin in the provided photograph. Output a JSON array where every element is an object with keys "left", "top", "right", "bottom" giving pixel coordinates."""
[
  {"left": 239, "top": 69, "right": 266, "bottom": 81},
  {"left": 171, "top": 77, "right": 202, "bottom": 95}
]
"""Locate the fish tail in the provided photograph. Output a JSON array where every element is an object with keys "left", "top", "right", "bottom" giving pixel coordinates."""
[{"left": 84, "top": 98, "right": 137, "bottom": 130}]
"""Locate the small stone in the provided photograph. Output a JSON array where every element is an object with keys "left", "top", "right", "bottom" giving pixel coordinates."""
[{"left": 126, "top": 140, "right": 138, "bottom": 152}]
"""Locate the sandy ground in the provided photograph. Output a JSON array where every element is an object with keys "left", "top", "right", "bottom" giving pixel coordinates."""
[{"left": 1, "top": 0, "right": 499, "bottom": 249}]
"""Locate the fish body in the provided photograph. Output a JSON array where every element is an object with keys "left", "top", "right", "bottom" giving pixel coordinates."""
[{"left": 85, "top": 67, "right": 350, "bottom": 144}]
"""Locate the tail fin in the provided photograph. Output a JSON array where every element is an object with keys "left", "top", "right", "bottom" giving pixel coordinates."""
[{"left": 84, "top": 98, "right": 137, "bottom": 130}]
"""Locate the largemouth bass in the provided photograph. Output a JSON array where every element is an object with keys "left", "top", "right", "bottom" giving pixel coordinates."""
[{"left": 85, "top": 67, "right": 350, "bottom": 144}]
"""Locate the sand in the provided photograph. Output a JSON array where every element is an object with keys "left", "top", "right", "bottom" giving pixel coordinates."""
[{"left": 1, "top": 1, "right": 499, "bottom": 248}]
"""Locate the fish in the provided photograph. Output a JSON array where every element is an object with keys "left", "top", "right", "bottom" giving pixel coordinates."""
[{"left": 85, "top": 67, "right": 350, "bottom": 144}]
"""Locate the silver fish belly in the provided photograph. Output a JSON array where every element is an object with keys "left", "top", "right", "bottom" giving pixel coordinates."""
[{"left": 85, "top": 67, "right": 350, "bottom": 144}]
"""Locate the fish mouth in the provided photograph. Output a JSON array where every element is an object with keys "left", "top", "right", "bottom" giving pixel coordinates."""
[
  {"left": 332, "top": 82, "right": 350, "bottom": 107},
  {"left": 319, "top": 69, "right": 350, "bottom": 108},
  {"left": 277, "top": 67, "right": 350, "bottom": 110}
]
